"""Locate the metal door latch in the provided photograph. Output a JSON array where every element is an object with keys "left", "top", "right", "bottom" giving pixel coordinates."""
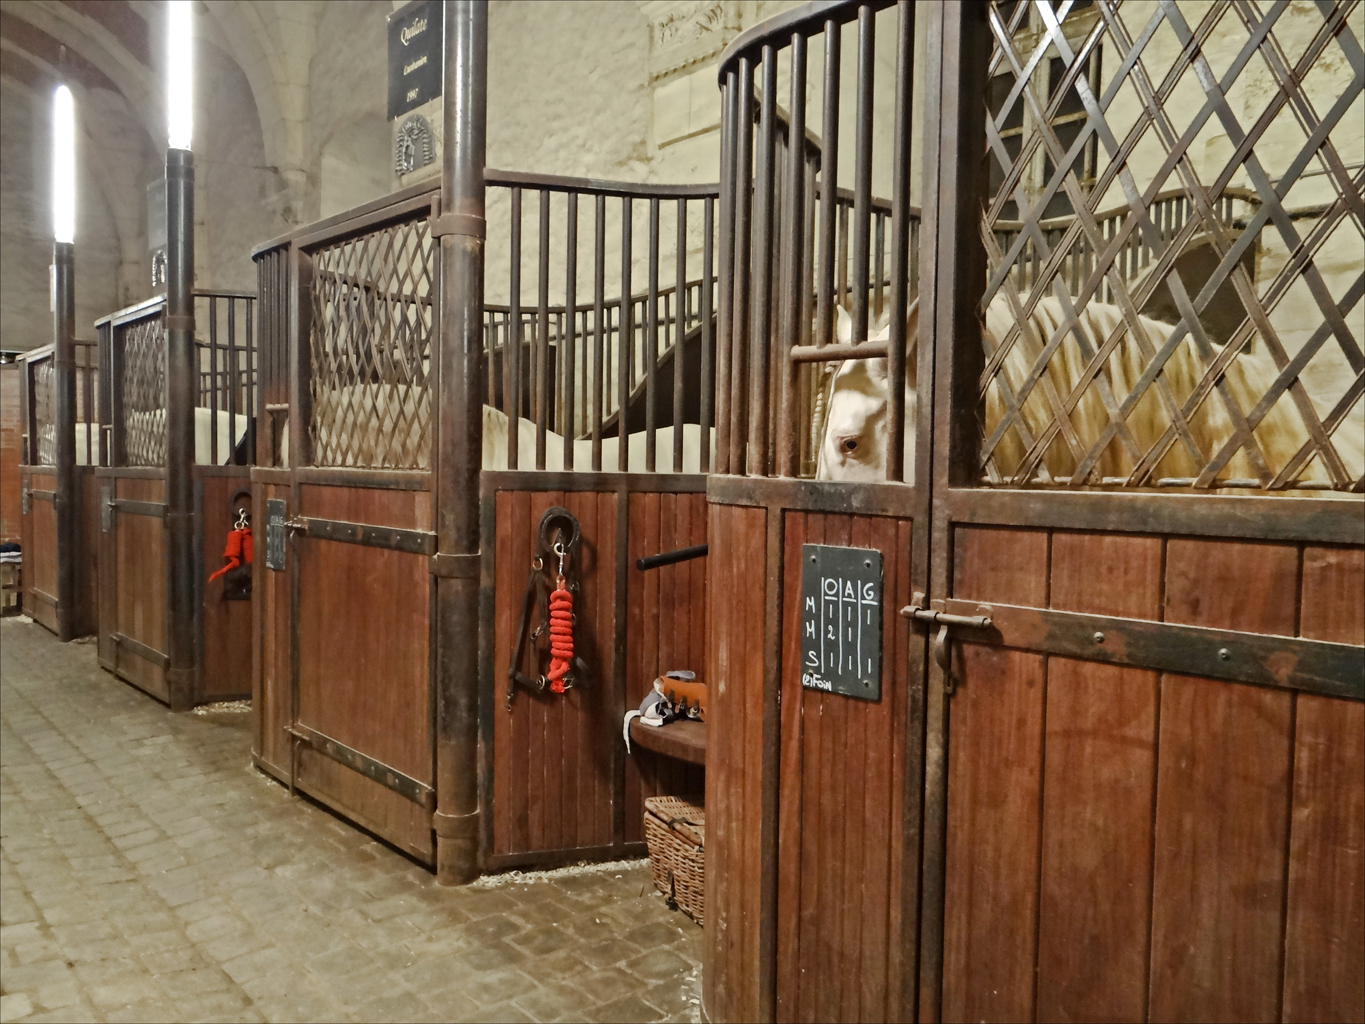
[{"left": 901, "top": 592, "right": 993, "bottom": 696}]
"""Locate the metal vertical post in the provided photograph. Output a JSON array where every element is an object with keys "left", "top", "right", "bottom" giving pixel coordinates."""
[
  {"left": 433, "top": 0, "right": 487, "bottom": 886},
  {"left": 53, "top": 240, "right": 77, "bottom": 640},
  {"left": 164, "top": 146, "right": 197, "bottom": 710}
]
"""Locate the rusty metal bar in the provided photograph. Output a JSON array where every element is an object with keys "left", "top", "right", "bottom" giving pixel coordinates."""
[
  {"left": 433, "top": 0, "right": 486, "bottom": 885},
  {"left": 714, "top": 73, "right": 737, "bottom": 475},
  {"left": 776, "top": 31, "right": 808, "bottom": 479},
  {"left": 536, "top": 189, "right": 550, "bottom": 470},
  {"left": 52, "top": 240, "right": 77, "bottom": 640},
  {"left": 700, "top": 196, "right": 715, "bottom": 474},
  {"left": 851, "top": 4, "right": 875, "bottom": 344},
  {"left": 507, "top": 186, "right": 521, "bottom": 470},
  {"left": 593, "top": 193, "right": 605, "bottom": 471},
  {"left": 647, "top": 197, "right": 660, "bottom": 473},
  {"left": 164, "top": 145, "right": 196, "bottom": 710},
  {"left": 209, "top": 294, "right": 219, "bottom": 462},
  {"left": 749, "top": 46, "right": 778, "bottom": 477},
  {"left": 817, "top": 17, "right": 841, "bottom": 350},
  {"left": 564, "top": 191, "right": 577, "bottom": 470},
  {"left": 674, "top": 198, "right": 687, "bottom": 473},
  {"left": 885, "top": 0, "right": 914, "bottom": 483},
  {"left": 620, "top": 196, "right": 633, "bottom": 462},
  {"left": 731, "top": 56, "right": 755, "bottom": 474}
]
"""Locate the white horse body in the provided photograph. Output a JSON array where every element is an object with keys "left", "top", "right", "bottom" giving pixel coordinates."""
[{"left": 818, "top": 296, "right": 1364, "bottom": 487}]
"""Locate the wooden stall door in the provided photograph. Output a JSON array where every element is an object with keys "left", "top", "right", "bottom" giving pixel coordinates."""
[
  {"left": 288, "top": 483, "right": 435, "bottom": 864},
  {"left": 102, "top": 475, "right": 169, "bottom": 701},
  {"left": 21, "top": 472, "right": 59, "bottom": 633},
  {"left": 936, "top": 530, "right": 1364, "bottom": 1024}
]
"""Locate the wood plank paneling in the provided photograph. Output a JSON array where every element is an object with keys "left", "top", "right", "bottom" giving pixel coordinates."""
[
  {"left": 1037, "top": 532, "right": 1161, "bottom": 1024},
  {"left": 28, "top": 474, "right": 59, "bottom": 634},
  {"left": 200, "top": 473, "right": 251, "bottom": 701},
  {"left": 774, "top": 511, "right": 909, "bottom": 1023},
  {"left": 296, "top": 486, "right": 430, "bottom": 782},
  {"left": 704, "top": 501, "right": 767, "bottom": 1024},
  {"left": 114, "top": 476, "right": 167, "bottom": 700},
  {"left": 1149, "top": 538, "right": 1298, "bottom": 1024},
  {"left": 1283, "top": 545, "right": 1365, "bottom": 1024},
  {"left": 251, "top": 480, "right": 291, "bottom": 777},
  {"left": 625, "top": 490, "right": 708, "bottom": 844},
  {"left": 943, "top": 525, "right": 1048, "bottom": 1023},
  {"left": 75, "top": 467, "right": 100, "bottom": 637},
  {"left": 491, "top": 488, "right": 623, "bottom": 857},
  {"left": 296, "top": 745, "right": 433, "bottom": 862},
  {"left": 0, "top": 364, "right": 19, "bottom": 544}
]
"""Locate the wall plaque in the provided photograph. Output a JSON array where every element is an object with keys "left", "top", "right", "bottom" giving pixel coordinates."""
[
  {"left": 388, "top": 0, "right": 443, "bottom": 121},
  {"left": 265, "top": 499, "right": 287, "bottom": 571},
  {"left": 800, "top": 544, "right": 883, "bottom": 701}
]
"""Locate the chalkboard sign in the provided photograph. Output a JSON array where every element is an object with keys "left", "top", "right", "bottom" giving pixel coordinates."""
[
  {"left": 800, "top": 544, "right": 883, "bottom": 701},
  {"left": 388, "top": 0, "right": 443, "bottom": 121},
  {"left": 265, "top": 499, "right": 287, "bottom": 572}
]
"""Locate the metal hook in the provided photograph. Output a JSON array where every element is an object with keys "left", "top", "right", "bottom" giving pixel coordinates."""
[{"left": 235, "top": 508, "right": 249, "bottom": 531}]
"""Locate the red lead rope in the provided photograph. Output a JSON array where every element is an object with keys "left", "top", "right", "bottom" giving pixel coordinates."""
[
  {"left": 547, "top": 580, "right": 574, "bottom": 693},
  {"left": 208, "top": 527, "right": 253, "bottom": 583}
]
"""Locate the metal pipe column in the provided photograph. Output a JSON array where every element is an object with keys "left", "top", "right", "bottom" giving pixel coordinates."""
[
  {"left": 52, "top": 240, "right": 78, "bottom": 641},
  {"left": 164, "top": 147, "right": 197, "bottom": 711},
  {"left": 433, "top": 0, "right": 487, "bottom": 885}
]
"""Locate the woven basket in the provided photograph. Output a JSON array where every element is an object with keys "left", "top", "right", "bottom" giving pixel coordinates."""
[{"left": 643, "top": 795, "right": 705, "bottom": 925}]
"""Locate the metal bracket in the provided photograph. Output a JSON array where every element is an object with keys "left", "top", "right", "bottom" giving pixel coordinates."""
[
  {"left": 430, "top": 212, "right": 486, "bottom": 239},
  {"left": 901, "top": 592, "right": 993, "bottom": 695}
]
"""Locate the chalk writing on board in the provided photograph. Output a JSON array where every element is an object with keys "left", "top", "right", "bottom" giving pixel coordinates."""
[{"left": 799, "top": 544, "right": 882, "bottom": 701}]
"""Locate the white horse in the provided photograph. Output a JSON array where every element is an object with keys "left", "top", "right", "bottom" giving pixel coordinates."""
[{"left": 817, "top": 296, "right": 1364, "bottom": 488}]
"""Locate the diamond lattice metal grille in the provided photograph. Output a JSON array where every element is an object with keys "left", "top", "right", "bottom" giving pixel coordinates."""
[
  {"left": 120, "top": 313, "right": 167, "bottom": 467},
  {"left": 978, "top": 0, "right": 1364, "bottom": 492},
  {"left": 309, "top": 215, "right": 434, "bottom": 470},
  {"left": 32, "top": 357, "right": 56, "bottom": 466}
]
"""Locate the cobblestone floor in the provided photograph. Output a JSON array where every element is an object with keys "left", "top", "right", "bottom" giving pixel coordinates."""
[{"left": 0, "top": 619, "right": 702, "bottom": 1023}]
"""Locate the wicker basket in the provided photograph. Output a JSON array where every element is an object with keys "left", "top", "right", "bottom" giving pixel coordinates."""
[{"left": 643, "top": 795, "right": 705, "bottom": 925}]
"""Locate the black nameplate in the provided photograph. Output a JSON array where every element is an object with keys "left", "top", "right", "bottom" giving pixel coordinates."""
[
  {"left": 800, "top": 544, "right": 883, "bottom": 701},
  {"left": 265, "top": 499, "right": 287, "bottom": 571},
  {"left": 388, "top": 0, "right": 443, "bottom": 121}
]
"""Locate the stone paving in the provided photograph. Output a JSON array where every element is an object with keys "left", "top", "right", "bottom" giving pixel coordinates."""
[{"left": 0, "top": 619, "right": 702, "bottom": 1023}]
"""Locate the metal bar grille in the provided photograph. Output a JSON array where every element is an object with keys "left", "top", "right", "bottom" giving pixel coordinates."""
[
  {"left": 308, "top": 213, "right": 435, "bottom": 470},
  {"left": 482, "top": 175, "right": 720, "bottom": 474},
  {"left": 978, "top": 0, "right": 1364, "bottom": 493},
  {"left": 31, "top": 355, "right": 57, "bottom": 466},
  {"left": 117, "top": 310, "right": 167, "bottom": 468}
]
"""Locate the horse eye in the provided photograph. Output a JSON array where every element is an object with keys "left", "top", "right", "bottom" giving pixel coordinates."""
[{"left": 842, "top": 438, "right": 858, "bottom": 454}]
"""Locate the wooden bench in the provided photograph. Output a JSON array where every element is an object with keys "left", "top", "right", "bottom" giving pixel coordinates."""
[{"left": 629, "top": 717, "right": 706, "bottom": 765}]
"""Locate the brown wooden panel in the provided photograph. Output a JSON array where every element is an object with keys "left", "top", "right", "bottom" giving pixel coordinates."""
[
  {"left": 200, "top": 473, "right": 251, "bottom": 701},
  {"left": 114, "top": 476, "right": 167, "bottom": 699},
  {"left": 74, "top": 467, "right": 100, "bottom": 637},
  {"left": 490, "top": 488, "right": 623, "bottom": 857},
  {"left": 704, "top": 501, "right": 767, "bottom": 1024},
  {"left": 28, "top": 478, "right": 59, "bottom": 634},
  {"left": 1034, "top": 532, "right": 1161, "bottom": 1024},
  {"left": 774, "top": 512, "right": 909, "bottom": 1023},
  {"left": 1149, "top": 538, "right": 1298, "bottom": 1024},
  {"left": 943, "top": 525, "right": 1048, "bottom": 1023},
  {"left": 296, "top": 745, "right": 433, "bottom": 863},
  {"left": 251, "top": 480, "right": 291, "bottom": 778},
  {"left": 298, "top": 483, "right": 432, "bottom": 530},
  {"left": 1283, "top": 545, "right": 1365, "bottom": 1024},
  {"left": 296, "top": 485, "right": 430, "bottom": 783},
  {"left": 625, "top": 490, "right": 708, "bottom": 844}
]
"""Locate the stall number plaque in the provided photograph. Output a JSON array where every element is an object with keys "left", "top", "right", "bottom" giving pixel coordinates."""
[
  {"left": 800, "top": 544, "right": 883, "bottom": 701},
  {"left": 265, "top": 499, "right": 287, "bottom": 571}
]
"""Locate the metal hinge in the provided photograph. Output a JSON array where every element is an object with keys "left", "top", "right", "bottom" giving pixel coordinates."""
[{"left": 901, "top": 592, "right": 993, "bottom": 696}]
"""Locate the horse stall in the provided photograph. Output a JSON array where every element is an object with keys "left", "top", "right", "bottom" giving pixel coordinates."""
[
  {"left": 16, "top": 341, "right": 101, "bottom": 638},
  {"left": 248, "top": 161, "right": 719, "bottom": 871},
  {"left": 94, "top": 291, "right": 257, "bottom": 708},
  {"left": 703, "top": 3, "right": 1363, "bottom": 1024}
]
